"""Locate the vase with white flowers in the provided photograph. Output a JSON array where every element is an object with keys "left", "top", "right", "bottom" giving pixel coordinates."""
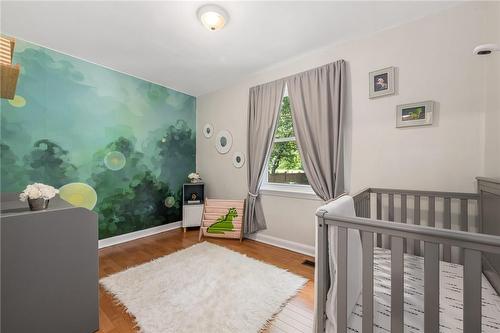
[
  {"left": 19, "top": 183, "right": 59, "bottom": 211},
  {"left": 187, "top": 172, "right": 202, "bottom": 184}
]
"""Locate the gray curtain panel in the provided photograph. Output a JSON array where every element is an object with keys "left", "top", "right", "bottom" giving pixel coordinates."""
[
  {"left": 286, "top": 60, "right": 346, "bottom": 200},
  {"left": 245, "top": 80, "right": 285, "bottom": 234}
]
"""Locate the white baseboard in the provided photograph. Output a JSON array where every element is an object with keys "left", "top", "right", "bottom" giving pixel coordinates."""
[
  {"left": 245, "top": 232, "right": 315, "bottom": 257},
  {"left": 98, "top": 221, "right": 182, "bottom": 249}
]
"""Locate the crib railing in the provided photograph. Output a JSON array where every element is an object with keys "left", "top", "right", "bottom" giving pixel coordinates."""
[
  {"left": 316, "top": 208, "right": 500, "bottom": 333},
  {"left": 353, "top": 188, "right": 479, "bottom": 264}
]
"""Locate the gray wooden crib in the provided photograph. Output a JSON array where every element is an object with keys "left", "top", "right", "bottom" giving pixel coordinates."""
[{"left": 315, "top": 177, "right": 500, "bottom": 333}]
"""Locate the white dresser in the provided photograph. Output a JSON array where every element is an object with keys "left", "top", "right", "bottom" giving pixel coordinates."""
[{"left": 182, "top": 182, "right": 205, "bottom": 231}]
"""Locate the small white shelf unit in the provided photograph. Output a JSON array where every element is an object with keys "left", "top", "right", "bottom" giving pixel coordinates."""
[{"left": 182, "top": 182, "right": 205, "bottom": 232}]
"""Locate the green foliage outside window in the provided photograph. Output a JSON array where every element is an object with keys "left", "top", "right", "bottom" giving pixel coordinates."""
[{"left": 267, "top": 96, "right": 308, "bottom": 185}]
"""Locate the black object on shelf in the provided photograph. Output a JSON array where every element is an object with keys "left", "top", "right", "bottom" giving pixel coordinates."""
[{"left": 183, "top": 183, "right": 205, "bottom": 205}]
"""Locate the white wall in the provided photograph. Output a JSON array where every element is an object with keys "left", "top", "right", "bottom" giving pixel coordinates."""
[
  {"left": 483, "top": 2, "right": 500, "bottom": 178},
  {"left": 196, "top": 2, "right": 499, "bottom": 249}
]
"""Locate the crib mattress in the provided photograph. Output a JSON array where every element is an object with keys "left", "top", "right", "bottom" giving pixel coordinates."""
[{"left": 334, "top": 248, "right": 500, "bottom": 333}]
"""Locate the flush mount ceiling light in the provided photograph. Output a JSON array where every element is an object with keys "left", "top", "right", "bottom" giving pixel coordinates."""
[
  {"left": 473, "top": 43, "right": 500, "bottom": 55},
  {"left": 197, "top": 4, "right": 229, "bottom": 31}
]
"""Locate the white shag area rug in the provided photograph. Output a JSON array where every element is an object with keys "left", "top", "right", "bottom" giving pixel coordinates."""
[{"left": 100, "top": 242, "right": 307, "bottom": 333}]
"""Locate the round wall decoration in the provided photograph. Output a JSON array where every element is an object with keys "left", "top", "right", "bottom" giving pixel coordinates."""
[
  {"left": 203, "top": 123, "right": 214, "bottom": 138},
  {"left": 215, "top": 130, "right": 232, "bottom": 154},
  {"left": 232, "top": 152, "right": 245, "bottom": 168},
  {"left": 164, "top": 196, "right": 176, "bottom": 208},
  {"left": 104, "top": 151, "right": 126, "bottom": 171},
  {"left": 59, "top": 182, "right": 98, "bottom": 210}
]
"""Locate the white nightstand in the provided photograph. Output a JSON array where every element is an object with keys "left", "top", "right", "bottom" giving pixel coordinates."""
[{"left": 182, "top": 183, "right": 205, "bottom": 231}]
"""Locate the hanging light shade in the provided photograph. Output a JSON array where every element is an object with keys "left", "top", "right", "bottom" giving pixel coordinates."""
[{"left": 197, "top": 4, "right": 229, "bottom": 31}]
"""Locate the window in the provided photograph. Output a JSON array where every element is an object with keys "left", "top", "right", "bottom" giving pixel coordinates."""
[{"left": 266, "top": 93, "right": 309, "bottom": 186}]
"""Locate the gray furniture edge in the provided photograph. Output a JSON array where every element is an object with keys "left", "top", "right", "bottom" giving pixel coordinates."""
[
  {"left": 477, "top": 177, "right": 500, "bottom": 295},
  {"left": 1, "top": 195, "right": 99, "bottom": 333},
  {"left": 315, "top": 182, "right": 500, "bottom": 333}
]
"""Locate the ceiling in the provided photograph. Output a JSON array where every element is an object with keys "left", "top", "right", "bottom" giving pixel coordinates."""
[{"left": 1, "top": 1, "right": 457, "bottom": 96}]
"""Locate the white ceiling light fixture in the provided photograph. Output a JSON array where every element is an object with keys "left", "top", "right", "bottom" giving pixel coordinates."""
[
  {"left": 473, "top": 43, "right": 500, "bottom": 56},
  {"left": 197, "top": 4, "right": 229, "bottom": 31}
]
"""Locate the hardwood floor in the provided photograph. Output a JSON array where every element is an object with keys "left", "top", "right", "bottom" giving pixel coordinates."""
[{"left": 98, "top": 228, "right": 315, "bottom": 333}]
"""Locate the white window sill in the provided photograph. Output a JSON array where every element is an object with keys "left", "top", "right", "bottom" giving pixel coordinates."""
[{"left": 259, "top": 183, "right": 320, "bottom": 201}]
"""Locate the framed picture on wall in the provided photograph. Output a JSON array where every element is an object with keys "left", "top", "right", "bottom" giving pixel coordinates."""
[
  {"left": 369, "top": 67, "right": 395, "bottom": 98},
  {"left": 396, "top": 101, "right": 434, "bottom": 128}
]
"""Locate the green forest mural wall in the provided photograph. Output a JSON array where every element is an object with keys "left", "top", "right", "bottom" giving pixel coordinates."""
[{"left": 0, "top": 39, "right": 196, "bottom": 239}]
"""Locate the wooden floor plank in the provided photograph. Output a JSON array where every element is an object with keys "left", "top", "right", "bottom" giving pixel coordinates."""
[{"left": 97, "top": 228, "right": 314, "bottom": 333}]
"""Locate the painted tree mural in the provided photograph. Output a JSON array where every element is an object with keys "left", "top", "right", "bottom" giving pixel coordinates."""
[
  {"left": 154, "top": 120, "right": 196, "bottom": 190},
  {"left": 24, "top": 139, "right": 78, "bottom": 187},
  {"left": 0, "top": 39, "right": 196, "bottom": 239},
  {"left": 1, "top": 143, "right": 28, "bottom": 190}
]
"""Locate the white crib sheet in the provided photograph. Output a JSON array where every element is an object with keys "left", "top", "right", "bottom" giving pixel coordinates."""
[{"left": 327, "top": 247, "right": 500, "bottom": 333}]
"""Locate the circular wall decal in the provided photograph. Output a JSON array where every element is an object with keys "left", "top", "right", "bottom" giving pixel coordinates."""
[
  {"left": 203, "top": 123, "right": 214, "bottom": 138},
  {"left": 164, "top": 196, "right": 176, "bottom": 208},
  {"left": 215, "top": 130, "right": 232, "bottom": 154},
  {"left": 104, "top": 151, "right": 126, "bottom": 171},
  {"left": 232, "top": 152, "right": 245, "bottom": 168},
  {"left": 59, "top": 182, "right": 98, "bottom": 210},
  {"left": 8, "top": 95, "right": 26, "bottom": 108}
]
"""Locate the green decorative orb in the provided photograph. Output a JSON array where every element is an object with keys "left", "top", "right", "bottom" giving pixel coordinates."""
[
  {"left": 104, "top": 151, "right": 126, "bottom": 171},
  {"left": 8, "top": 95, "right": 26, "bottom": 108},
  {"left": 164, "top": 196, "right": 176, "bottom": 208},
  {"left": 59, "top": 182, "right": 98, "bottom": 210}
]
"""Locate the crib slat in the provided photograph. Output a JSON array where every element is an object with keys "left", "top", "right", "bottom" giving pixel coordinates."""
[
  {"left": 376, "top": 193, "right": 382, "bottom": 247},
  {"left": 401, "top": 194, "right": 407, "bottom": 224},
  {"left": 463, "top": 249, "right": 481, "bottom": 333},
  {"left": 389, "top": 193, "right": 394, "bottom": 222},
  {"left": 365, "top": 196, "right": 371, "bottom": 218},
  {"left": 443, "top": 198, "right": 451, "bottom": 262},
  {"left": 414, "top": 195, "right": 421, "bottom": 256},
  {"left": 316, "top": 217, "right": 328, "bottom": 333},
  {"left": 460, "top": 199, "right": 468, "bottom": 231},
  {"left": 363, "top": 194, "right": 370, "bottom": 218},
  {"left": 424, "top": 242, "right": 440, "bottom": 333},
  {"left": 391, "top": 237, "right": 404, "bottom": 333},
  {"left": 401, "top": 194, "right": 408, "bottom": 253},
  {"left": 387, "top": 193, "right": 394, "bottom": 249},
  {"left": 337, "top": 227, "right": 348, "bottom": 333},
  {"left": 428, "top": 196, "right": 435, "bottom": 227},
  {"left": 356, "top": 199, "right": 363, "bottom": 218},
  {"left": 459, "top": 199, "right": 468, "bottom": 264},
  {"left": 362, "top": 231, "right": 374, "bottom": 333}
]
